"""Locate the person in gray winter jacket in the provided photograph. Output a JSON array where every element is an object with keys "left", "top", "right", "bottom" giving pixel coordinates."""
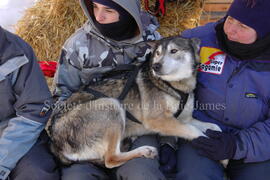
[
  {"left": 53, "top": 0, "right": 171, "bottom": 179},
  {"left": 0, "top": 27, "right": 59, "bottom": 180}
]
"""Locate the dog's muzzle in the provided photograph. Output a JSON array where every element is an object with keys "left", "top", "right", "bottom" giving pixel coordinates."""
[{"left": 152, "top": 63, "right": 162, "bottom": 73}]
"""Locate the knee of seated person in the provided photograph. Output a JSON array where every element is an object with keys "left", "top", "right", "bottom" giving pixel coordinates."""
[
  {"left": 62, "top": 172, "right": 93, "bottom": 180},
  {"left": 116, "top": 158, "right": 164, "bottom": 180},
  {"left": 176, "top": 171, "right": 204, "bottom": 180},
  {"left": 11, "top": 165, "right": 59, "bottom": 180},
  {"left": 176, "top": 168, "right": 224, "bottom": 180}
]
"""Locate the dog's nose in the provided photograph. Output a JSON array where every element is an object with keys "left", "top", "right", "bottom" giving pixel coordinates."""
[{"left": 152, "top": 63, "right": 162, "bottom": 72}]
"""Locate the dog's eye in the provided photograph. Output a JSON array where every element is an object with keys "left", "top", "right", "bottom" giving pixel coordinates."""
[
  {"left": 156, "top": 51, "right": 161, "bottom": 56},
  {"left": 170, "top": 49, "right": 178, "bottom": 54}
]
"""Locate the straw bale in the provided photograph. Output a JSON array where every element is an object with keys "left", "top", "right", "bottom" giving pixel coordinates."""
[
  {"left": 16, "top": 0, "right": 204, "bottom": 62},
  {"left": 16, "top": 0, "right": 86, "bottom": 62},
  {"left": 154, "top": 0, "right": 204, "bottom": 37}
]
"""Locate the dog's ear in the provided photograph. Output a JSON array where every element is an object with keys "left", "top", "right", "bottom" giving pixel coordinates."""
[
  {"left": 190, "top": 38, "right": 201, "bottom": 63},
  {"left": 145, "top": 40, "right": 158, "bottom": 49},
  {"left": 134, "top": 40, "right": 158, "bottom": 53},
  {"left": 190, "top": 38, "right": 201, "bottom": 53},
  {"left": 143, "top": 40, "right": 159, "bottom": 54}
]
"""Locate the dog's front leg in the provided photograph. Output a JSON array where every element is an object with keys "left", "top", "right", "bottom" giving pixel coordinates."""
[
  {"left": 190, "top": 118, "right": 222, "bottom": 133},
  {"left": 145, "top": 115, "right": 205, "bottom": 140},
  {"left": 145, "top": 116, "right": 229, "bottom": 167}
]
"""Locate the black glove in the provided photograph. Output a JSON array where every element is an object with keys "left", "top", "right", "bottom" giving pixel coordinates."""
[
  {"left": 159, "top": 144, "right": 177, "bottom": 173},
  {"left": 191, "top": 129, "right": 237, "bottom": 161}
]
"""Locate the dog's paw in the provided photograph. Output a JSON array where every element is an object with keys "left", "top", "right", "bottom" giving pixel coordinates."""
[
  {"left": 187, "top": 124, "right": 205, "bottom": 140},
  {"left": 191, "top": 121, "right": 222, "bottom": 134},
  {"left": 138, "top": 146, "right": 158, "bottom": 159},
  {"left": 201, "top": 122, "right": 222, "bottom": 133}
]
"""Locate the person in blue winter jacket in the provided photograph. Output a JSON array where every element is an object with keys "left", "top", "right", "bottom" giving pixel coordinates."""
[
  {"left": 0, "top": 27, "right": 59, "bottom": 180},
  {"left": 160, "top": 0, "right": 270, "bottom": 180},
  {"left": 168, "top": 0, "right": 270, "bottom": 179}
]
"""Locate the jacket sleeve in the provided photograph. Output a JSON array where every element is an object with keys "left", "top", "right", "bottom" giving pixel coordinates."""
[
  {"left": 53, "top": 47, "right": 82, "bottom": 101},
  {"left": 234, "top": 117, "right": 270, "bottom": 162},
  {"left": 0, "top": 44, "right": 52, "bottom": 177}
]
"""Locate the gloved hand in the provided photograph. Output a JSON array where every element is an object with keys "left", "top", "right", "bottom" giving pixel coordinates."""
[
  {"left": 159, "top": 144, "right": 177, "bottom": 173},
  {"left": 191, "top": 129, "right": 237, "bottom": 161}
]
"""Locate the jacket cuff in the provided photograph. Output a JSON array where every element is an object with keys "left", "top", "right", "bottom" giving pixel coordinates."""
[
  {"left": 233, "top": 134, "right": 247, "bottom": 160},
  {"left": 0, "top": 166, "right": 10, "bottom": 180}
]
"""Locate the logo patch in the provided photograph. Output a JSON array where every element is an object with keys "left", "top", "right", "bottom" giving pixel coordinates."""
[
  {"left": 40, "top": 104, "right": 51, "bottom": 117},
  {"left": 245, "top": 93, "right": 257, "bottom": 99},
  {"left": 198, "top": 47, "right": 226, "bottom": 75}
]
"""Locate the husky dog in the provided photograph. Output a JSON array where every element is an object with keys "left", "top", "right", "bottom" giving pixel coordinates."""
[{"left": 48, "top": 36, "right": 221, "bottom": 168}]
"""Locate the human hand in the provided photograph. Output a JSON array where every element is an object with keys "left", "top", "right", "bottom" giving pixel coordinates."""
[{"left": 191, "top": 129, "right": 237, "bottom": 161}]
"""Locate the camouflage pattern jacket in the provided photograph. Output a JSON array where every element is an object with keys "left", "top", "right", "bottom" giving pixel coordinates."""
[{"left": 53, "top": 0, "right": 161, "bottom": 100}]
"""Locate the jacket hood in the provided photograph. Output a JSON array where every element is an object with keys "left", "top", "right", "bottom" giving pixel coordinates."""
[
  {"left": 80, "top": 0, "right": 143, "bottom": 42},
  {"left": 0, "top": 27, "right": 24, "bottom": 63}
]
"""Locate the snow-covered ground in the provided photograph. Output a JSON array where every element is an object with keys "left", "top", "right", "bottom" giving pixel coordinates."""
[{"left": 0, "top": 0, "right": 37, "bottom": 32}]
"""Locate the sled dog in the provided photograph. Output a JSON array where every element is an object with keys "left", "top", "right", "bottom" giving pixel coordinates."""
[{"left": 48, "top": 36, "right": 221, "bottom": 168}]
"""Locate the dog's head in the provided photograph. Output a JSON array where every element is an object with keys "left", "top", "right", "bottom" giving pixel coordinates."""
[{"left": 149, "top": 36, "right": 200, "bottom": 82}]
